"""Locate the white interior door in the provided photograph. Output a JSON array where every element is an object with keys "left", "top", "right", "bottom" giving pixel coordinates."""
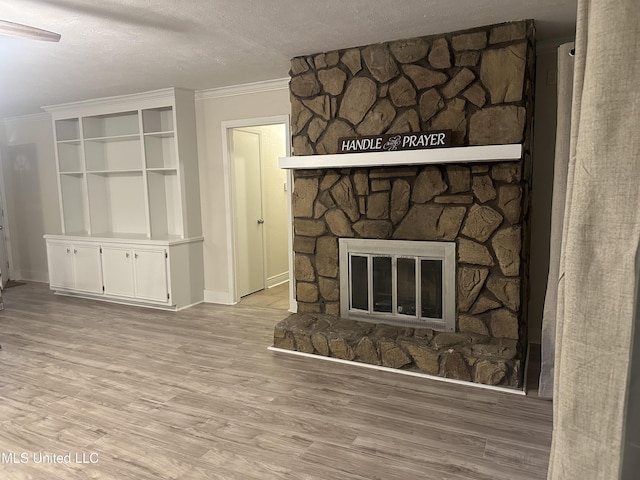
[
  {"left": 0, "top": 206, "right": 8, "bottom": 288},
  {"left": 232, "top": 129, "right": 265, "bottom": 297}
]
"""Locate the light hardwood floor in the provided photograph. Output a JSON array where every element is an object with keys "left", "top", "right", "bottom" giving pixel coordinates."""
[{"left": 0, "top": 283, "right": 552, "bottom": 479}]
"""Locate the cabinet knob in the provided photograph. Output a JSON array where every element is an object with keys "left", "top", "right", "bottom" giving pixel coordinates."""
[
  {"left": 257, "top": 218, "right": 265, "bottom": 224},
  {"left": 134, "top": 253, "right": 138, "bottom": 259},
  {"left": 126, "top": 252, "right": 130, "bottom": 258},
  {"left": 73, "top": 249, "right": 78, "bottom": 254},
  {"left": 66, "top": 247, "right": 71, "bottom": 253}
]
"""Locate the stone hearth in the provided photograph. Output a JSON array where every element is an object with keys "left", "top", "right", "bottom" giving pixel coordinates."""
[{"left": 275, "top": 20, "right": 534, "bottom": 388}]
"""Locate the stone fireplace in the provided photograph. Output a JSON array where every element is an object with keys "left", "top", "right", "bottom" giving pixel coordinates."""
[{"left": 273, "top": 20, "right": 534, "bottom": 388}]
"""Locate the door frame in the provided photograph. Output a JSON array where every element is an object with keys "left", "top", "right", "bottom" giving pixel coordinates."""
[
  {"left": 0, "top": 140, "right": 15, "bottom": 286},
  {"left": 221, "top": 115, "right": 295, "bottom": 310}
]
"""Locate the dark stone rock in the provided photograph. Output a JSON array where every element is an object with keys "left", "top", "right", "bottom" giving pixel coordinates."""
[
  {"left": 297, "top": 282, "right": 319, "bottom": 303},
  {"left": 294, "top": 218, "right": 326, "bottom": 237},
  {"left": 371, "top": 179, "right": 390, "bottom": 192},
  {"left": 325, "top": 209, "right": 354, "bottom": 237},
  {"left": 402, "top": 65, "right": 448, "bottom": 90},
  {"left": 367, "top": 192, "right": 390, "bottom": 220},
  {"left": 352, "top": 171, "right": 369, "bottom": 196},
  {"left": 318, "top": 68, "right": 347, "bottom": 96},
  {"left": 355, "top": 337, "right": 380, "bottom": 365},
  {"left": 319, "top": 277, "right": 340, "bottom": 302},
  {"left": 293, "top": 177, "right": 318, "bottom": 217},
  {"left": 457, "top": 238, "right": 494, "bottom": 266},
  {"left": 319, "top": 190, "right": 336, "bottom": 208},
  {"left": 474, "top": 360, "right": 507, "bottom": 385},
  {"left": 455, "top": 51, "right": 481, "bottom": 67},
  {"left": 274, "top": 323, "right": 296, "bottom": 349},
  {"left": 432, "top": 332, "right": 474, "bottom": 349},
  {"left": 387, "top": 110, "right": 420, "bottom": 134},
  {"left": 302, "top": 95, "right": 331, "bottom": 120},
  {"left": 370, "top": 167, "right": 417, "bottom": 179},
  {"left": 316, "top": 120, "right": 356, "bottom": 154},
  {"left": 353, "top": 220, "right": 393, "bottom": 239},
  {"left": 362, "top": 44, "right": 399, "bottom": 83},
  {"left": 311, "top": 332, "right": 329, "bottom": 356},
  {"left": 452, "top": 32, "right": 487, "bottom": 51},
  {"left": 419, "top": 88, "right": 444, "bottom": 122},
  {"left": 431, "top": 98, "right": 467, "bottom": 144},
  {"left": 461, "top": 205, "right": 503, "bottom": 243},
  {"left": 406, "top": 344, "right": 439, "bottom": 375},
  {"left": 297, "top": 303, "right": 322, "bottom": 313},
  {"left": 292, "top": 135, "right": 313, "bottom": 155},
  {"left": 441, "top": 68, "right": 475, "bottom": 99},
  {"left": 497, "top": 185, "right": 522, "bottom": 224},
  {"left": 379, "top": 341, "right": 412, "bottom": 368},
  {"left": 307, "top": 117, "right": 328, "bottom": 143},
  {"left": 329, "top": 338, "right": 355, "bottom": 360},
  {"left": 341, "top": 48, "right": 362, "bottom": 75},
  {"left": 489, "top": 308, "right": 519, "bottom": 339},
  {"left": 433, "top": 195, "right": 473, "bottom": 204},
  {"left": 331, "top": 176, "right": 360, "bottom": 222},
  {"left": 469, "top": 106, "right": 526, "bottom": 145},
  {"left": 481, "top": 43, "right": 527, "bottom": 103},
  {"left": 320, "top": 170, "right": 341, "bottom": 190},
  {"left": 389, "top": 37, "right": 430, "bottom": 63},
  {"left": 472, "top": 175, "right": 497, "bottom": 203},
  {"left": 339, "top": 77, "right": 377, "bottom": 125},
  {"left": 290, "top": 72, "right": 321, "bottom": 97},
  {"left": 461, "top": 339, "right": 518, "bottom": 360},
  {"left": 492, "top": 162, "right": 522, "bottom": 183},
  {"left": 393, "top": 205, "right": 465, "bottom": 241},
  {"left": 291, "top": 96, "right": 313, "bottom": 135},
  {"left": 490, "top": 22, "right": 527, "bottom": 44},
  {"left": 492, "top": 227, "right": 521, "bottom": 276},
  {"left": 428, "top": 38, "right": 451, "bottom": 69},
  {"left": 390, "top": 179, "right": 411, "bottom": 224},
  {"left": 458, "top": 266, "right": 489, "bottom": 312},
  {"left": 470, "top": 294, "right": 503, "bottom": 314},
  {"left": 356, "top": 99, "right": 397, "bottom": 136},
  {"left": 325, "top": 302, "right": 340, "bottom": 315},
  {"left": 440, "top": 351, "right": 471, "bottom": 381},
  {"left": 292, "top": 331, "right": 314, "bottom": 353},
  {"left": 458, "top": 315, "right": 490, "bottom": 336},
  {"left": 389, "top": 76, "right": 417, "bottom": 107},
  {"left": 293, "top": 236, "right": 315, "bottom": 254},
  {"left": 316, "top": 236, "right": 339, "bottom": 278},
  {"left": 294, "top": 255, "right": 315, "bottom": 281},
  {"left": 446, "top": 165, "right": 471, "bottom": 193},
  {"left": 412, "top": 166, "right": 448, "bottom": 203},
  {"left": 290, "top": 57, "right": 310, "bottom": 75},
  {"left": 486, "top": 276, "right": 520, "bottom": 311},
  {"left": 463, "top": 83, "right": 487, "bottom": 108}
]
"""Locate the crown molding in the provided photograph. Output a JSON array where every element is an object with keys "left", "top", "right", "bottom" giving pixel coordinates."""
[
  {"left": 195, "top": 78, "right": 289, "bottom": 101},
  {"left": 2, "top": 111, "right": 50, "bottom": 126}
]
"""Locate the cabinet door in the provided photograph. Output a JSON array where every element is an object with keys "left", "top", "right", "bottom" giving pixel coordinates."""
[
  {"left": 73, "top": 244, "right": 103, "bottom": 294},
  {"left": 102, "top": 246, "right": 135, "bottom": 298},
  {"left": 47, "top": 242, "right": 75, "bottom": 289},
  {"left": 133, "top": 248, "right": 168, "bottom": 302}
]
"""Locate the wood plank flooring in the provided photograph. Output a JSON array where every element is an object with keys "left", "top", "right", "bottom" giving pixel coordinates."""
[{"left": 0, "top": 283, "right": 552, "bottom": 479}]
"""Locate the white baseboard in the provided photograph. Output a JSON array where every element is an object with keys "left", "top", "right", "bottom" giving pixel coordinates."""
[
  {"left": 267, "top": 272, "right": 289, "bottom": 288},
  {"left": 11, "top": 270, "right": 49, "bottom": 283},
  {"left": 203, "top": 289, "right": 236, "bottom": 305}
]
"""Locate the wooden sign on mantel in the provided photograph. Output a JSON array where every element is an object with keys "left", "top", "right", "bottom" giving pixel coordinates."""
[{"left": 338, "top": 130, "right": 451, "bottom": 154}]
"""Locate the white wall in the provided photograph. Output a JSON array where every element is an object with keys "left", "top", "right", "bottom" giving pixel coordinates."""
[
  {"left": 1, "top": 113, "right": 61, "bottom": 282},
  {"left": 195, "top": 84, "right": 290, "bottom": 303}
]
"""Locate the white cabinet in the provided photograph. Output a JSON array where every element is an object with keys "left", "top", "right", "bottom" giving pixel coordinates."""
[
  {"left": 43, "top": 88, "right": 204, "bottom": 310},
  {"left": 102, "top": 245, "right": 168, "bottom": 303},
  {"left": 45, "top": 235, "right": 203, "bottom": 311},
  {"left": 46, "top": 241, "right": 102, "bottom": 294}
]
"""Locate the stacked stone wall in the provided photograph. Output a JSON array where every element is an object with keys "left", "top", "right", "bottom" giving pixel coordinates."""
[{"left": 279, "top": 20, "right": 535, "bottom": 387}]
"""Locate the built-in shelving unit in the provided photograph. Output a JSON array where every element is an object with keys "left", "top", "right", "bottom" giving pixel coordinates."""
[{"left": 43, "top": 88, "right": 203, "bottom": 310}]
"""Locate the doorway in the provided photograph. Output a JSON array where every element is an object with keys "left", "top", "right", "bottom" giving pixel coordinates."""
[{"left": 225, "top": 120, "right": 291, "bottom": 302}]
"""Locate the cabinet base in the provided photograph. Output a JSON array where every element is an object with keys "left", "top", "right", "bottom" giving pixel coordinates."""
[{"left": 51, "top": 289, "right": 203, "bottom": 312}]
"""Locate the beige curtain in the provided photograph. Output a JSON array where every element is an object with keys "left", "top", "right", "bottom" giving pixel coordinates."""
[
  {"left": 548, "top": 0, "right": 640, "bottom": 479},
  {"left": 539, "top": 42, "right": 574, "bottom": 399}
]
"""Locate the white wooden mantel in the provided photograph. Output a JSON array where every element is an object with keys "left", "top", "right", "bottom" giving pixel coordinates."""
[{"left": 279, "top": 143, "right": 522, "bottom": 169}]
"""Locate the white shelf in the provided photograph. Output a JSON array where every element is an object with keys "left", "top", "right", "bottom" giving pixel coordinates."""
[{"left": 279, "top": 144, "right": 522, "bottom": 169}]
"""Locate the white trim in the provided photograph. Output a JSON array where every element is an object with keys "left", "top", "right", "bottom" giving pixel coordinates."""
[
  {"left": 280, "top": 144, "right": 522, "bottom": 169},
  {"left": 222, "top": 115, "right": 292, "bottom": 304},
  {"left": 195, "top": 78, "right": 289, "bottom": 101},
  {"left": 1, "top": 112, "right": 50, "bottom": 125},
  {"left": 0, "top": 138, "right": 15, "bottom": 282},
  {"left": 203, "top": 289, "right": 236, "bottom": 305},
  {"left": 267, "top": 272, "right": 289, "bottom": 288},
  {"left": 268, "top": 346, "right": 525, "bottom": 395}
]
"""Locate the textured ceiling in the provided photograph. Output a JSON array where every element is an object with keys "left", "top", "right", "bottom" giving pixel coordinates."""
[{"left": 0, "top": 0, "right": 577, "bottom": 118}]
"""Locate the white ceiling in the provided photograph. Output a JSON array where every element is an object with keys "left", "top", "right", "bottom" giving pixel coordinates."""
[{"left": 0, "top": 0, "right": 577, "bottom": 118}]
